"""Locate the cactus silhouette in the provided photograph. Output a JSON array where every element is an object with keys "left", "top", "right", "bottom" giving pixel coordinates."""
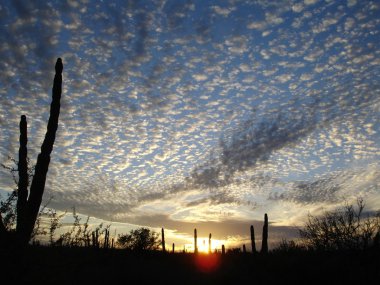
[
  {"left": 0, "top": 58, "right": 63, "bottom": 246},
  {"left": 208, "top": 233, "right": 212, "bottom": 254},
  {"left": 172, "top": 243, "right": 175, "bottom": 253},
  {"left": 194, "top": 228, "right": 198, "bottom": 254},
  {"left": 92, "top": 228, "right": 100, "bottom": 248},
  {"left": 104, "top": 228, "right": 110, "bottom": 249},
  {"left": 243, "top": 244, "right": 246, "bottom": 253},
  {"left": 261, "top": 213, "right": 268, "bottom": 254},
  {"left": 16, "top": 115, "right": 28, "bottom": 237},
  {"left": 222, "top": 244, "right": 225, "bottom": 255},
  {"left": 250, "top": 225, "right": 257, "bottom": 253},
  {"left": 161, "top": 228, "right": 166, "bottom": 252}
]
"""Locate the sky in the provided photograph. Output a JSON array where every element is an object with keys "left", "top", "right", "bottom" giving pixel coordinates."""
[{"left": 0, "top": 0, "right": 379, "bottom": 250}]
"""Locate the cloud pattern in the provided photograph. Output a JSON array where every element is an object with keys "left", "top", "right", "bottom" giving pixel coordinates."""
[{"left": 0, "top": 1, "right": 379, "bottom": 240}]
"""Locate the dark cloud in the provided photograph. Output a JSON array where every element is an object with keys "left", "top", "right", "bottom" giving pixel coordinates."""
[
  {"left": 270, "top": 168, "right": 380, "bottom": 204},
  {"left": 270, "top": 178, "right": 341, "bottom": 204}
]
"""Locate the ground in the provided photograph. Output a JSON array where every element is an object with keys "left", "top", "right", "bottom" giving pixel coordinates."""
[{"left": 2, "top": 246, "right": 379, "bottom": 284}]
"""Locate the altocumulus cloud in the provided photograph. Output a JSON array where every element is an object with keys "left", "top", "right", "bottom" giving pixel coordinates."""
[{"left": 0, "top": 0, "right": 379, "bottom": 241}]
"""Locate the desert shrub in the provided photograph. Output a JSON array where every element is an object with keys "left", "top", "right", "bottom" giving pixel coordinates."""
[
  {"left": 116, "top": 227, "right": 160, "bottom": 251},
  {"left": 299, "top": 198, "right": 380, "bottom": 251}
]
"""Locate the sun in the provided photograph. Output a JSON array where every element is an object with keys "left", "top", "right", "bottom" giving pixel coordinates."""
[{"left": 195, "top": 238, "right": 225, "bottom": 253}]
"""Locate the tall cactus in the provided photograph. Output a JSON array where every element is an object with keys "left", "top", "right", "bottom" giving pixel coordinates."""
[
  {"left": 161, "top": 228, "right": 166, "bottom": 252},
  {"left": 16, "top": 115, "right": 28, "bottom": 237},
  {"left": 194, "top": 228, "right": 198, "bottom": 254},
  {"left": 243, "top": 244, "right": 246, "bottom": 253},
  {"left": 3, "top": 58, "right": 63, "bottom": 246},
  {"left": 250, "top": 225, "right": 257, "bottom": 253},
  {"left": 261, "top": 213, "right": 268, "bottom": 254},
  {"left": 221, "top": 244, "right": 225, "bottom": 255},
  {"left": 104, "top": 228, "right": 110, "bottom": 249},
  {"left": 172, "top": 243, "right": 175, "bottom": 253},
  {"left": 208, "top": 233, "right": 212, "bottom": 254}
]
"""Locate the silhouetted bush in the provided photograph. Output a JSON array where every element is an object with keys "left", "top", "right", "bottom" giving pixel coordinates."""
[
  {"left": 116, "top": 227, "right": 160, "bottom": 251},
  {"left": 272, "top": 239, "right": 306, "bottom": 253},
  {"left": 299, "top": 198, "right": 380, "bottom": 251}
]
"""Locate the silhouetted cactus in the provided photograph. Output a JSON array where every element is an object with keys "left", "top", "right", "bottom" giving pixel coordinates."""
[
  {"left": 104, "top": 228, "right": 110, "bottom": 249},
  {"left": 161, "top": 228, "right": 166, "bottom": 252},
  {"left": 261, "top": 213, "right": 268, "bottom": 254},
  {"left": 243, "top": 244, "right": 246, "bottom": 253},
  {"left": 250, "top": 225, "right": 257, "bottom": 253},
  {"left": 23, "top": 58, "right": 63, "bottom": 245},
  {"left": 222, "top": 244, "right": 225, "bottom": 255},
  {"left": 194, "top": 228, "right": 198, "bottom": 254},
  {"left": 16, "top": 115, "right": 28, "bottom": 237},
  {"left": 208, "top": 233, "right": 212, "bottom": 254},
  {"left": 0, "top": 58, "right": 64, "bottom": 245},
  {"left": 92, "top": 228, "right": 100, "bottom": 248},
  {"left": 172, "top": 243, "right": 175, "bottom": 253}
]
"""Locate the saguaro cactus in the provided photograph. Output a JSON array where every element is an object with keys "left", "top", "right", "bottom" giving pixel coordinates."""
[
  {"left": 92, "top": 228, "right": 100, "bottom": 248},
  {"left": 250, "top": 225, "right": 256, "bottom": 253},
  {"left": 161, "top": 228, "right": 166, "bottom": 252},
  {"left": 194, "top": 228, "right": 198, "bottom": 254},
  {"left": 222, "top": 244, "right": 225, "bottom": 255},
  {"left": 172, "top": 243, "right": 175, "bottom": 253},
  {"left": 261, "top": 213, "right": 268, "bottom": 254},
  {"left": 16, "top": 115, "right": 28, "bottom": 236},
  {"left": 243, "top": 244, "right": 246, "bottom": 253},
  {"left": 0, "top": 58, "right": 63, "bottom": 246},
  {"left": 24, "top": 58, "right": 63, "bottom": 245},
  {"left": 208, "top": 233, "right": 212, "bottom": 254},
  {"left": 104, "top": 228, "right": 110, "bottom": 249}
]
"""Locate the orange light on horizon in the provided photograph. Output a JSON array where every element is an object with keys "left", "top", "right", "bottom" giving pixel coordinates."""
[{"left": 195, "top": 253, "right": 221, "bottom": 273}]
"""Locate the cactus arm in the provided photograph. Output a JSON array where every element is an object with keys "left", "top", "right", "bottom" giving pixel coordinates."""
[
  {"left": 23, "top": 58, "right": 63, "bottom": 244},
  {"left": 261, "top": 213, "right": 268, "bottom": 254}
]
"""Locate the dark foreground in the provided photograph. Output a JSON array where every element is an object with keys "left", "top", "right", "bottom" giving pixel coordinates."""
[{"left": 2, "top": 246, "right": 379, "bottom": 284}]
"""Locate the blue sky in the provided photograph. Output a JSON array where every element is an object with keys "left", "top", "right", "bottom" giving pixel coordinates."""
[{"left": 0, "top": 0, "right": 379, "bottom": 248}]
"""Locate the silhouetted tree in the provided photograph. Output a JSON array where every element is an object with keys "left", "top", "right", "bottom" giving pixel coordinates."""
[
  {"left": 116, "top": 227, "right": 160, "bottom": 251},
  {"left": 0, "top": 58, "right": 63, "bottom": 246},
  {"left": 261, "top": 213, "right": 268, "bottom": 254},
  {"left": 299, "top": 198, "right": 380, "bottom": 251}
]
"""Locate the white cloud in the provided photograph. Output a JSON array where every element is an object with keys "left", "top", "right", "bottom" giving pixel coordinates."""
[
  {"left": 304, "top": 0, "right": 318, "bottom": 5},
  {"left": 292, "top": 3, "right": 304, "bottom": 13},
  {"left": 347, "top": 0, "right": 357, "bottom": 7},
  {"left": 192, "top": 74, "right": 208, "bottom": 81},
  {"left": 211, "top": 6, "right": 235, "bottom": 17}
]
